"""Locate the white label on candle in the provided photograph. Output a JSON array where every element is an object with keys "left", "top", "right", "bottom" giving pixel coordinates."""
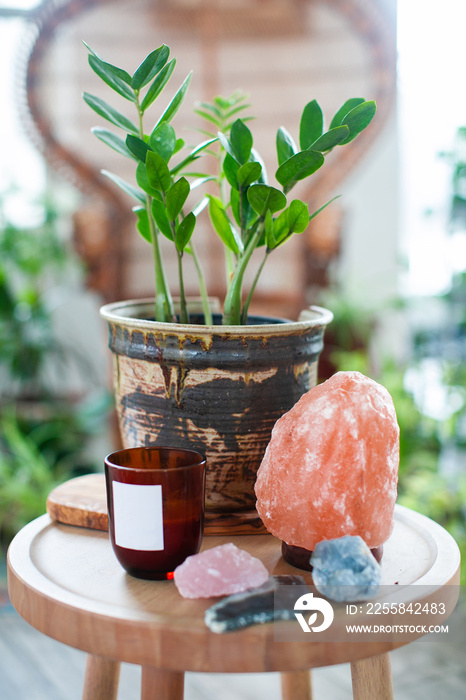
[{"left": 112, "top": 482, "right": 164, "bottom": 551}]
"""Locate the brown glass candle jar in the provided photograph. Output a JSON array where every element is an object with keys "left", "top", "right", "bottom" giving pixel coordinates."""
[{"left": 105, "top": 446, "right": 206, "bottom": 580}]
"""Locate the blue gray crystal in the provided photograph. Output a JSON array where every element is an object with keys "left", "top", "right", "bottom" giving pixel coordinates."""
[
  {"left": 205, "top": 575, "right": 308, "bottom": 633},
  {"left": 310, "top": 535, "right": 381, "bottom": 602}
]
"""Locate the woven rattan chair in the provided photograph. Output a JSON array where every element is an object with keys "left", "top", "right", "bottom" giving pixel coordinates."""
[{"left": 15, "top": 0, "right": 396, "bottom": 315}]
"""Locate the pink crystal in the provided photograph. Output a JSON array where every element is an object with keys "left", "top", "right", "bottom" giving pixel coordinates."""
[
  {"left": 173, "top": 543, "right": 269, "bottom": 598},
  {"left": 255, "top": 371, "right": 400, "bottom": 550}
]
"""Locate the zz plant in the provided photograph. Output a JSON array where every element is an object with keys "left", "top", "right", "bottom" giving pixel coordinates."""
[{"left": 84, "top": 43, "right": 376, "bottom": 325}]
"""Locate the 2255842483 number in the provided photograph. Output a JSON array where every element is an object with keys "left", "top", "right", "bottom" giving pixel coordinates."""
[{"left": 364, "top": 602, "right": 446, "bottom": 615}]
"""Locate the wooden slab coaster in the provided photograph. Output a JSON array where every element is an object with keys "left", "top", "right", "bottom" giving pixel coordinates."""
[
  {"left": 47, "top": 474, "right": 108, "bottom": 531},
  {"left": 46, "top": 473, "right": 268, "bottom": 536}
]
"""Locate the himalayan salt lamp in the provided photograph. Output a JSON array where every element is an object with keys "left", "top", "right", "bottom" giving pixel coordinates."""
[
  {"left": 174, "top": 542, "right": 269, "bottom": 598},
  {"left": 255, "top": 371, "right": 400, "bottom": 554}
]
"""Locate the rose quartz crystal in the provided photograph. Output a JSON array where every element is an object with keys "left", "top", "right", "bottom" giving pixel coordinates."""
[
  {"left": 173, "top": 543, "right": 269, "bottom": 598},
  {"left": 255, "top": 371, "right": 400, "bottom": 550}
]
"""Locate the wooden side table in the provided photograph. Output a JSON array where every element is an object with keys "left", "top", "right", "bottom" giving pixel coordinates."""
[{"left": 7, "top": 505, "right": 460, "bottom": 700}]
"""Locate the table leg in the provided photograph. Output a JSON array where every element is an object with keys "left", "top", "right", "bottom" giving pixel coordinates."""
[
  {"left": 82, "top": 654, "right": 120, "bottom": 700},
  {"left": 281, "top": 670, "right": 312, "bottom": 700},
  {"left": 141, "top": 667, "right": 185, "bottom": 700},
  {"left": 350, "top": 652, "right": 393, "bottom": 700}
]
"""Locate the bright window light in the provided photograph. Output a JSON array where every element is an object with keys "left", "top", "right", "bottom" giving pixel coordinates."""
[
  {"left": 0, "top": 1, "right": 42, "bottom": 10},
  {"left": 398, "top": 0, "right": 466, "bottom": 296}
]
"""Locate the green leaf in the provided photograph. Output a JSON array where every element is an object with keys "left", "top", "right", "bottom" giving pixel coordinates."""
[
  {"left": 200, "top": 100, "right": 223, "bottom": 117},
  {"left": 170, "top": 137, "right": 218, "bottom": 175},
  {"left": 136, "top": 161, "right": 162, "bottom": 198},
  {"left": 217, "top": 131, "right": 237, "bottom": 161},
  {"left": 225, "top": 115, "right": 254, "bottom": 131},
  {"left": 101, "top": 170, "right": 145, "bottom": 203},
  {"left": 329, "top": 97, "right": 365, "bottom": 129},
  {"left": 126, "top": 134, "right": 151, "bottom": 162},
  {"left": 310, "top": 125, "right": 350, "bottom": 152},
  {"left": 230, "top": 188, "right": 241, "bottom": 226},
  {"left": 174, "top": 138, "right": 184, "bottom": 154},
  {"left": 208, "top": 196, "right": 243, "bottom": 254},
  {"left": 214, "top": 92, "right": 249, "bottom": 112},
  {"left": 340, "top": 100, "right": 377, "bottom": 144},
  {"left": 132, "top": 45, "right": 170, "bottom": 90},
  {"left": 166, "top": 177, "right": 190, "bottom": 221},
  {"left": 88, "top": 54, "right": 134, "bottom": 101},
  {"left": 83, "top": 92, "right": 139, "bottom": 135},
  {"left": 92, "top": 127, "right": 135, "bottom": 158},
  {"left": 175, "top": 212, "right": 196, "bottom": 251},
  {"left": 151, "top": 199, "right": 173, "bottom": 240},
  {"left": 237, "top": 161, "right": 262, "bottom": 187},
  {"left": 223, "top": 102, "right": 252, "bottom": 121},
  {"left": 194, "top": 108, "right": 222, "bottom": 127},
  {"left": 146, "top": 151, "right": 171, "bottom": 192},
  {"left": 140, "top": 59, "right": 176, "bottom": 112},
  {"left": 267, "top": 201, "right": 309, "bottom": 250},
  {"left": 149, "top": 122, "right": 176, "bottom": 162},
  {"left": 287, "top": 200, "right": 310, "bottom": 233},
  {"left": 276, "top": 127, "right": 297, "bottom": 166},
  {"left": 223, "top": 153, "right": 240, "bottom": 189},
  {"left": 230, "top": 188, "right": 255, "bottom": 230},
  {"left": 309, "top": 195, "right": 341, "bottom": 222},
  {"left": 82, "top": 41, "right": 100, "bottom": 58},
  {"left": 299, "top": 100, "right": 323, "bottom": 151},
  {"left": 156, "top": 72, "right": 192, "bottom": 126},
  {"left": 190, "top": 175, "right": 215, "bottom": 191},
  {"left": 275, "top": 150, "right": 324, "bottom": 193},
  {"left": 192, "top": 196, "right": 209, "bottom": 217},
  {"left": 266, "top": 196, "right": 339, "bottom": 253},
  {"left": 247, "top": 184, "right": 287, "bottom": 216},
  {"left": 230, "top": 119, "right": 253, "bottom": 165},
  {"left": 251, "top": 148, "right": 268, "bottom": 184},
  {"left": 265, "top": 209, "right": 275, "bottom": 249},
  {"left": 133, "top": 206, "right": 152, "bottom": 243}
]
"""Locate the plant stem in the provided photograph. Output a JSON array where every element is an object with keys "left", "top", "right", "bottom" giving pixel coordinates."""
[
  {"left": 190, "top": 241, "right": 213, "bottom": 325},
  {"left": 222, "top": 221, "right": 264, "bottom": 325},
  {"left": 225, "top": 247, "right": 235, "bottom": 286},
  {"left": 216, "top": 149, "right": 238, "bottom": 292},
  {"left": 241, "top": 249, "right": 269, "bottom": 324},
  {"left": 239, "top": 187, "right": 245, "bottom": 241},
  {"left": 136, "top": 90, "right": 174, "bottom": 322},
  {"left": 176, "top": 249, "right": 189, "bottom": 323},
  {"left": 147, "top": 194, "right": 175, "bottom": 322},
  {"left": 166, "top": 195, "right": 189, "bottom": 323}
]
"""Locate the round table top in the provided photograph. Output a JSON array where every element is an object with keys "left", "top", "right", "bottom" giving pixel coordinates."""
[{"left": 7, "top": 505, "right": 460, "bottom": 674}]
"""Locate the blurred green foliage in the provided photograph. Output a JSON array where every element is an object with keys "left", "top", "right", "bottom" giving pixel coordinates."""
[
  {"left": 325, "top": 291, "right": 466, "bottom": 583},
  {"left": 0, "top": 191, "right": 110, "bottom": 549},
  {"left": 0, "top": 197, "right": 68, "bottom": 392},
  {"left": 0, "top": 394, "right": 110, "bottom": 547}
]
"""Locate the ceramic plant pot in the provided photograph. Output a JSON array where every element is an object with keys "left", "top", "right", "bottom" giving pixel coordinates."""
[{"left": 100, "top": 299, "right": 333, "bottom": 534}]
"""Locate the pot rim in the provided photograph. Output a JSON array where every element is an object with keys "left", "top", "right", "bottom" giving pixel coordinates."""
[{"left": 100, "top": 298, "right": 333, "bottom": 335}]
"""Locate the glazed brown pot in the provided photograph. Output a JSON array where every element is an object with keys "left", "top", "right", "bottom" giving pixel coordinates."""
[{"left": 100, "top": 299, "right": 332, "bottom": 533}]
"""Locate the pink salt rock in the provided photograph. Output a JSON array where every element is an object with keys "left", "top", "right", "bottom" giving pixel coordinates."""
[
  {"left": 255, "top": 371, "right": 400, "bottom": 550},
  {"left": 173, "top": 543, "right": 269, "bottom": 598}
]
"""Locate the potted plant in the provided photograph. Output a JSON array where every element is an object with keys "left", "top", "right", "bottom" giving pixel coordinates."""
[{"left": 84, "top": 43, "right": 376, "bottom": 532}]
